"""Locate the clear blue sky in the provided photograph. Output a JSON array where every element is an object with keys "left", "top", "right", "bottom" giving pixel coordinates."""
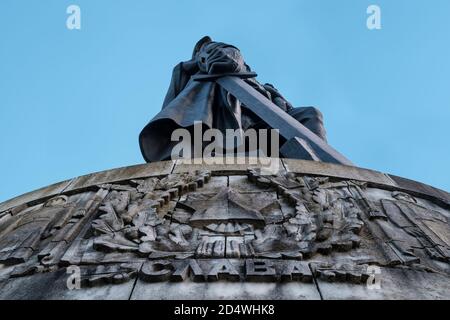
[{"left": 1, "top": 0, "right": 449, "bottom": 203}]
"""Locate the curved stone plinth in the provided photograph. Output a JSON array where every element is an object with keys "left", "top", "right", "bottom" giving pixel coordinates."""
[{"left": 0, "top": 159, "right": 449, "bottom": 300}]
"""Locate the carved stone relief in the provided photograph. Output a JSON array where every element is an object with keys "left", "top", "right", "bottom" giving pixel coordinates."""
[{"left": 0, "top": 169, "right": 449, "bottom": 290}]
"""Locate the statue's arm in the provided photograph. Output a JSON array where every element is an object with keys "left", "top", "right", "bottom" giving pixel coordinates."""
[{"left": 262, "top": 83, "right": 293, "bottom": 112}]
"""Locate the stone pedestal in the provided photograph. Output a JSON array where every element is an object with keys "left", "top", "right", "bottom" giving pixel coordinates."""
[{"left": 0, "top": 159, "right": 449, "bottom": 299}]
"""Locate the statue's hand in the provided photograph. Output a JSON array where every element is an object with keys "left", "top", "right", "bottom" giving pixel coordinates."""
[
  {"left": 263, "top": 83, "right": 293, "bottom": 112},
  {"left": 197, "top": 43, "right": 246, "bottom": 75}
]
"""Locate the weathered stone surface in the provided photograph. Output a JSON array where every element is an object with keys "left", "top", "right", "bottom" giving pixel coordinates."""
[
  {"left": 0, "top": 268, "right": 136, "bottom": 300},
  {"left": 282, "top": 159, "right": 396, "bottom": 186},
  {"left": 388, "top": 174, "right": 450, "bottom": 205},
  {"left": 0, "top": 179, "right": 73, "bottom": 213},
  {"left": 130, "top": 280, "right": 321, "bottom": 300},
  {"left": 229, "top": 175, "right": 273, "bottom": 193},
  {"left": 316, "top": 267, "right": 450, "bottom": 300},
  {"left": 64, "top": 161, "right": 176, "bottom": 193},
  {"left": 0, "top": 160, "right": 449, "bottom": 299}
]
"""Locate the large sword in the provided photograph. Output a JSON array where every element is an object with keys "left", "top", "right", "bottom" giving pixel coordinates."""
[{"left": 195, "top": 74, "right": 353, "bottom": 166}]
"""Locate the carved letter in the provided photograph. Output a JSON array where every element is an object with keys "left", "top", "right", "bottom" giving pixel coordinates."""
[
  {"left": 207, "top": 259, "right": 240, "bottom": 281},
  {"left": 246, "top": 259, "right": 277, "bottom": 282},
  {"left": 140, "top": 260, "right": 173, "bottom": 282},
  {"left": 171, "top": 259, "right": 205, "bottom": 282},
  {"left": 281, "top": 261, "right": 312, "bottom": 282}
]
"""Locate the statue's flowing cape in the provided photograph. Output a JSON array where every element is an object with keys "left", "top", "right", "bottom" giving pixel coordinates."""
[{"left": 139, "top": 63, "right": 243, "bottom": 162}]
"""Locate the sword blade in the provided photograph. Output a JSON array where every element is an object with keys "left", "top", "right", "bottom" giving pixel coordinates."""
[{"left": 216, "top": 76, "right": 353, "bottom": 165}]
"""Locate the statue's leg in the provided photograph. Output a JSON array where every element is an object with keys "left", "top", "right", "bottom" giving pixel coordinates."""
[{"left": 288, "top": 107, "right": 327, "bottom": 142}]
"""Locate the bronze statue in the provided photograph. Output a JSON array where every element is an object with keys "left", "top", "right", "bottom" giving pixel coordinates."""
[{"left": 139, "top": 36, "right": 352, "bottom": 165}]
